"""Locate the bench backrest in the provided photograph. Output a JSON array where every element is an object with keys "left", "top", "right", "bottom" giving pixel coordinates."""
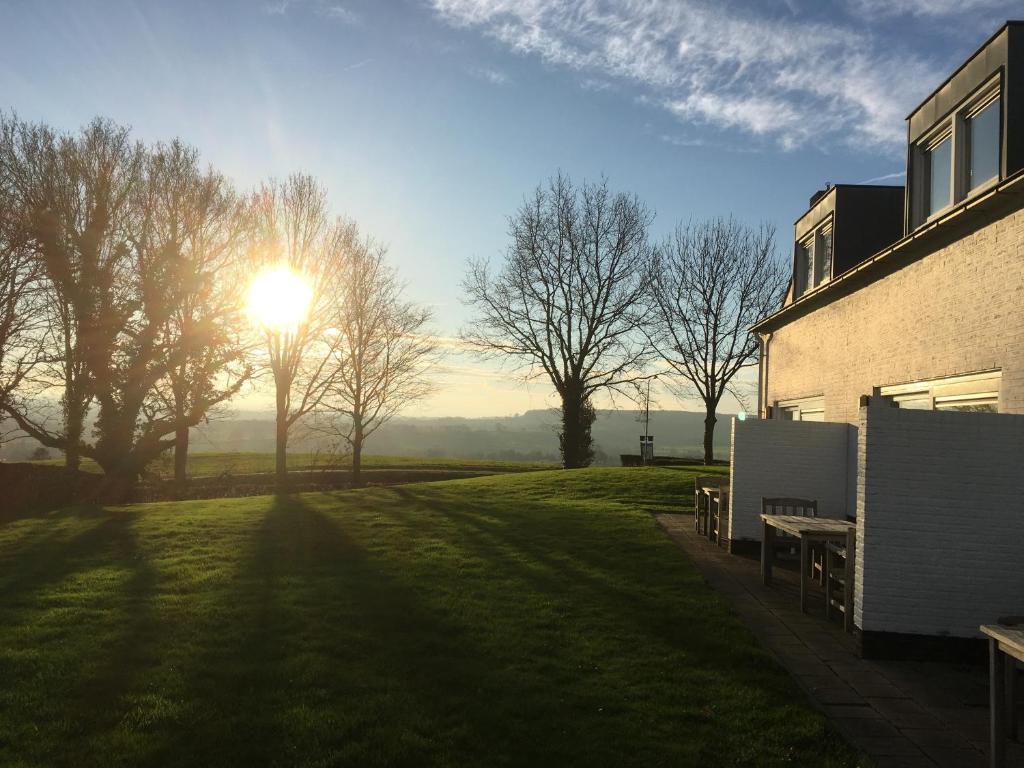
[{"left": 762, "top": 497, "right": 818, "bottom": 518}]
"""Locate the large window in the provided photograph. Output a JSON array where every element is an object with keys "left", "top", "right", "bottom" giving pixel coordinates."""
[
  {"left": 968, "top": 95, "right": 1000, "bottom": 192},
  {"left": 777, "top": 396, "right": 825, "bottom": 421},
  {"left": 878, "top": 370, "right": 1000, "bottom": 414},
  {"left": 913, "top": 80, "right": 1001, "bottom": 227},
  {"left": 927, "top": 133, "right": 952, "bottom": 216},
  {"left": 794, "top": 219, "right": 833, "bottom": 298}
]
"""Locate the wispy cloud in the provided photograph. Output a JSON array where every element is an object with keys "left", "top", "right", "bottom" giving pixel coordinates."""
[
  {"left": 858, "top": 170, "right": 906, "bottom": 184},
  {"left": 263, "top": 0, "right": 360, "bottom": 24},
  {"left": 848, "top": 0, "right": 1008, "bottom": 17},
  {"left": 470, "top": 66, "right": 511, "bottom": 86},
  {"left": 428, "top": 0, "right": 1012, "bottom": 153},
  {"left": 343, "top": 57, "right": 374, "bottom": 71}
]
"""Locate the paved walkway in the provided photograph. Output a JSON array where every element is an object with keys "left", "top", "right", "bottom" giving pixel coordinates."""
[{"left": 655, "top": 512, "right": 1024, "bottom": 768}]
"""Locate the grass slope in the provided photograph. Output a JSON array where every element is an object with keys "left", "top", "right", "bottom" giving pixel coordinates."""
[
  {"left": 34, "top": 452, "right": 557, "bottom": 477},
  {"left": 0, "top": 468, "right": 859, "bottom": 767}
]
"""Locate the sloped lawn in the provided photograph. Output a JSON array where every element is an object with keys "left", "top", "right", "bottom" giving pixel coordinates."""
[{"left": 0, "top": 467, "right": 860, "bottom": 767}]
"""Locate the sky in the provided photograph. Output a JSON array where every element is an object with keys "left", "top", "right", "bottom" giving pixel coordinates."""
[{"left": 1, "top": 0, "right": 1021, "bottom": 417}]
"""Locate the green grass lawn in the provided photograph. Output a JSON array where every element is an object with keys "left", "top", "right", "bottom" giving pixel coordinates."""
[
  {"left": 34, "top": 451, "right": 557, "bottom": 477},
  {"left": 0, "top": 467, "right": 859, "bottom": 767}
]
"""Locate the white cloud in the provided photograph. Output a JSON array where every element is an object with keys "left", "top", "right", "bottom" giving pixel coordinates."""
[
  {"left": 858, "top": 170, "right": 906, "bottom": 184},
  {"left": 428, "top": 0, "right": 1003, "bottom": 153},
  {"left": 470, "top": 66, "right": 511, "bottom": 85},
  {"left": 848, "top": 0, "right": 1008, "bottom": 17},
  {"left": 263, "top": 0, "right": 360, "bottom": 24}
]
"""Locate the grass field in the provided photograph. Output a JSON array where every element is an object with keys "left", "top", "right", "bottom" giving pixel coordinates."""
[
  {"left": 34, "top": 451, "right": 557, "bottom": 477},
  {"left": 0, "top": 467, "right": 860, "bottom": 767}
]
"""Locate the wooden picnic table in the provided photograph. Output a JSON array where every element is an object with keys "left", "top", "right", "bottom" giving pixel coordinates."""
[
  {"left": 980, "top": 623, "right": 1023, "bottom": 768},
  {"left": 760, "top": 515, "right": 856, "bottom": 625},
  {"left": 695, "top": 482, "right": 728, "bottom": 540}
]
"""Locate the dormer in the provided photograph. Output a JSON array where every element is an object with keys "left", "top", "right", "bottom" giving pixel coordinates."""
[
  {"left": 788, "top": 184, "right": 904, "bottom": 303},
  {"left": 906, "top": 22, "right": 1024, "bottom": 231}
]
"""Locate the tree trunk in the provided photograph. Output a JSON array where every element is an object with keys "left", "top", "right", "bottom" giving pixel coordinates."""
[
  {"left": 174, "top": 425, "right": 189, "bottom": 487},
  {"left": 64, "top": 397, "right": 84, "bottom": 471},
  {"left": 703, "top": 410, "right": 717, "bottom": 465},
  {"left": 351, "top": 416, "right": 364, "bottom": 488},
  {"left": 559, "top": 385, "right": 594, "bottom": 469},
  {"left": 275, "top": 381, "right": 289, "bottom": 491}
]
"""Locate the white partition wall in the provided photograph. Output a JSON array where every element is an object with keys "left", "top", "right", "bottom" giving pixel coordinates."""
[
  {"left": 854, "top": 404, "right": 1024, "bottom": 638},
  {"left": 728, "top": 417, "right": 853, "bottom": 545}
]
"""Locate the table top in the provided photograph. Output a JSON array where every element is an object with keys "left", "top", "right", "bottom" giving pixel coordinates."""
[
  {"left": 980, "top": 625, "right": 1024, "bottom": 661},
  {"left": 760, "top": 514, "right": 854, "bottom": 538}
]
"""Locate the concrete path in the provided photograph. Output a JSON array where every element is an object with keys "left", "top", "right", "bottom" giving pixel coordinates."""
[{"left": 655, "top": 513, "right": 1023, "bottom": 768}]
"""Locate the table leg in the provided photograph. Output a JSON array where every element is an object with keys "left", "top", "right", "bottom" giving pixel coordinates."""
[
  {"left": 761, "top": 521, "right": 774, "bottom": 586},
  {"left": 992, "top": 638, "right": 1006, "bottom": 768},
  {"left": 799, "top": 537, "right": 809, "bottom": 614},
  {"left": 844, "top": 528, "right": 856, "bottom": 634},
  {"left": 824, "top": 546, "right": 833, "bottom": 621},
  {"left": 1007, "top": 657, "right": 1018, "bottom": 742}
]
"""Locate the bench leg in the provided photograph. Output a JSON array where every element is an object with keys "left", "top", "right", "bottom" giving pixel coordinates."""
[
  {"left": 799, "top": 538, "right": 809, "bottom": 614},
  {"left": 761, "top": 521, "right": 774, "bottom": 586},
  {"left": 844, "top": 528, "right": 856, "bottom": 634},
  {"left": 1008, "top": 658, "right": 1018, "bottom": 743}
]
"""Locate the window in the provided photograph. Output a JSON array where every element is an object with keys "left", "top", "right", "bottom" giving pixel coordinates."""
[
  {"left": 913, "top": 80, "right": 1001, "bottom": 227},
  {"left": 794, "top": 218, "right": 833, "bottom": 298},
  {"left": 776, "top": 396, "right": 825, "bottom": 421},
  {"left": 967, "top": 95, "right": 1000, "bottom": 192},
  {"left": 797, "top": 237, "right": 813, "bottom": 296},
  {"left": 878, "top": 370, "right": 1000, "bottom": 413},
  {"left": 927, "top": 133, "right": 952, "bottom": 216},
  {"left": 815, "top": 225, "right": 833, "bottom": 287}
]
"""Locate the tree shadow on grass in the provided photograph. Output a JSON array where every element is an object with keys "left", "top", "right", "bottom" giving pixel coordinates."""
[
  {"left": 157, "top": 493, "right": 546, "bottom": 768},
  {"left": 0, "top": 505, "right": 161, "bottom": 767}
]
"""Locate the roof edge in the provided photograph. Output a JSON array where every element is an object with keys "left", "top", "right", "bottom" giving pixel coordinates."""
[{"left": 755, "top": 168, "right": 1024, "bottom": 334}]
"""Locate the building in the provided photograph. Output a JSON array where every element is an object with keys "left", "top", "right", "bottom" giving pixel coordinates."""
[
  {"left": 754, "top": 21, "right": 1024, "bottom": 424},
  {"left": 723, "top": 22, "right": 1024, "bottom": 652}
]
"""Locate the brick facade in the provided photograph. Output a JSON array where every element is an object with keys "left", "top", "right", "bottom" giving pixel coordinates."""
[
  {"left": 854, "top": 404, "right": 1024, "bottom": 638},
  {"left": 762, "top": 205, "right": 1024, "bottom": 423}
]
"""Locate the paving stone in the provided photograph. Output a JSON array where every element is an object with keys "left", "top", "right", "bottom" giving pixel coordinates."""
[
  {"left": 834, "top": 716, "right": 903, "bottom": 739},
  {"left": 849, "top": 736, "right": 925, "bottom": 757},
  {"left": 825, "top": 704, "right": 884, "bottom": 719},
  {"left": 866, "top": 697, "right": 943, "bottom": 730},
  {"left": 871, "top": 756, "right": 939, "bottom": 768}
]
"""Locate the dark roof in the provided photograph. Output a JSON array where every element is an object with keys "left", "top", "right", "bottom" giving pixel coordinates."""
[
  {"left": 905, "top": 21, "right": 1024, "bottom": 120},
  {"left": 753, "top": 168, "right": 1024, "bottom": 334},
  {"left": 792, "top": 183, "right": 903, "bottom": 227}
]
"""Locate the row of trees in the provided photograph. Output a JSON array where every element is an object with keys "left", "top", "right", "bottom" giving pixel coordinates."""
[
  {"left": 463, "top": 173, "right": 787, "bottom": 466},
  {"left": 0, "top": 115, "right": 436, "bottom": 496}
]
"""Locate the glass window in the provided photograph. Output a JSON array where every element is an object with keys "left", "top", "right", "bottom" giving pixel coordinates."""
[
  {"left": 815, "top": 227, "right": 833, "bottom": 285},
  {"left": 796, "top": 240, "right": 813, "bottom": 296},
  {"left": 928, "top": 136, "right": 952, "bottom": 215},
  {"left": 968, "top": 98, "right": 999, "bottom": 191}
]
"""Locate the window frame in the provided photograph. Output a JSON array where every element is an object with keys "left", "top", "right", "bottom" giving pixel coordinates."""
[
  {"left": 776, "top": 395, "right": 825, "bottom": 421},
  {"left": 877, "top": 369, "right": 1001, "bottom": 413},
  {"left": 912, "top": 75, "right": 1002, "bottom": 228},
  {"left": 793, "top": 215, "right": 834, "bottom": 299}
]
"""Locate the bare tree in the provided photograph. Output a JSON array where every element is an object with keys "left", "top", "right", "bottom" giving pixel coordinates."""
[
  {"left": 462, "top": 173, "right": 654, "bottom": 468},
  {"left": 647, "top": 218, "right": 787, "bottom": 464},
  {"left": 321, "top": 234, "right": 437, "bottom": 486},
  {"left": 249, "top": 175, "right": 349, "bottom": 487},
  {"left": 0, "top": 195, "right": 41, "bottom": 439},
  {"left": 141, "top": 141, "right": 253, "bottom": 486},
  {"left": 0, "top": 115, "right": 142, "bottom": 471},
  {"left": 0, "top": 116, "right": 256, "bottom": 497}
]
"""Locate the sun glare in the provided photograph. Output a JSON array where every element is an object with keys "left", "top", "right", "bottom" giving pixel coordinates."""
[{"left": 247, "top": 265, "right": 314, "bottom": 334}]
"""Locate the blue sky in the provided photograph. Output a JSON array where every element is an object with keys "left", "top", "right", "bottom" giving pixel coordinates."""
[{"left": 1, "top": 0, "right": 1020, "bottom": 416}]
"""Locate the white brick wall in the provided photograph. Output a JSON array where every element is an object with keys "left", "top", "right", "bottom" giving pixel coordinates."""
[
  {"left": 854, "top": 404, "right": 1024, "bottom": 638},
  {"left": 729, "top": 417, "right": 853, "bottom": 543},
  {"left": 764, "top": 206, "right": 1024, "bottom": 423}
]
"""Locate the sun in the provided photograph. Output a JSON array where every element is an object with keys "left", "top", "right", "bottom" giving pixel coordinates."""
[{"left": 247, "top": 265, "right": 314, "bottom": 334}]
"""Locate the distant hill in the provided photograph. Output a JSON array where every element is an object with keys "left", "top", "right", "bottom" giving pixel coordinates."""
[{"left": 1, "top": 408, "right": 733, "bottom": 465}]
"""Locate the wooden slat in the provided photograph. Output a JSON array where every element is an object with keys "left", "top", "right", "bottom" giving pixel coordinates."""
[{"left": 759, "top": 514, "right": 854, "bottom": 538}]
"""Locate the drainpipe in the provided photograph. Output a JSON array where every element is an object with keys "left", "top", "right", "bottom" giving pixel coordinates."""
[{"left": 758, "top": 332, "right": 773, "bottom": 419}]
